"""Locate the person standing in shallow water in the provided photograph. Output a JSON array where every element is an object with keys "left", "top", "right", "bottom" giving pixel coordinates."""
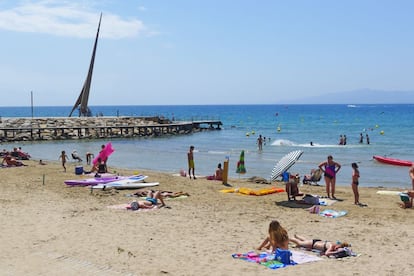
[
  {"left": 187, "top": 145, "right": 196, "bottom": 179},
  {"left": 319, "top": 155, "right": 341, "bottom": 199},
  {"left": 257, "top": 134, "right": 263, "bottom": 151}
]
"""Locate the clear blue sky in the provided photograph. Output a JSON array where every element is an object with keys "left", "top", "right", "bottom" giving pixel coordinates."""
[{"left": 1, "top": 0, "right": 414, "bottom": 106}]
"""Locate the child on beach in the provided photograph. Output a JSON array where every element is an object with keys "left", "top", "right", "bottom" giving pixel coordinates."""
[
  {"left": 58, "top": 150, "right": 69, "bottom": 172},
  {"left": 257, "top": 220, "right": 289, "bottom": 252},
  {"left": 399, "top": 191, "right": 414, "bottom": 209},
  {"left": 187, "top": 145, "right": 196, "bottom": 179}
]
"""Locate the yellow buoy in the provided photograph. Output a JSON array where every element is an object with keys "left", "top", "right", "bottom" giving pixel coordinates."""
[
  {"left": 251, "top": 130, "right": 255, "bottom": 135},
  {"left": 246, "top": 132, "right": 250, "bottom": 137},
  {"left": 380, "top": 130, "right": 384, "bottom": 135},
  {"left": 277, "top": 127, "right": 281, "bottom": 132}
]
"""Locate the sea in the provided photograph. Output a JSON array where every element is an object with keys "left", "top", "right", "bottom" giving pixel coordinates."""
[{"left": 1, "top": 104, "right": 413, "bottom": 189}]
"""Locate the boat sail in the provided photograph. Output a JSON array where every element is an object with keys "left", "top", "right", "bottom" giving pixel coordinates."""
[{"left": 69, "top": 13, "right": 102, "bottom": 117}]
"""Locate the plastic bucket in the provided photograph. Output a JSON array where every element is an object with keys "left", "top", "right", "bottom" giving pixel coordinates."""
[{"left": 75, "top": 166, "right": 83, "bottom": 175}]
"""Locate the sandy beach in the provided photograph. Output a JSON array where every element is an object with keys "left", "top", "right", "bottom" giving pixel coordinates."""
[{"left": 1, "top": 160, "right": 413, "bottom": 276}]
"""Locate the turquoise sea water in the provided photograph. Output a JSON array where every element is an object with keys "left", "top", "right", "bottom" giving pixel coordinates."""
[{"left": 1, "top": 104, "right": 413, "bottom": 188}]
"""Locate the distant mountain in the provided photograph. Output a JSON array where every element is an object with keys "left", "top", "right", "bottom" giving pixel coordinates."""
[{"left": 282, "top": 89, "right": 414, "bottom": 104}]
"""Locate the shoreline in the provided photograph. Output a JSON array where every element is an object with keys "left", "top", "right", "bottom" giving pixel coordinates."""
[{"left": 1, "top": 160, "right": 413, "bottom": 275}]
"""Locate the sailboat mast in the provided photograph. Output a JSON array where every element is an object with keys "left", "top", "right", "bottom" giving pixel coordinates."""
[{"left": 69, "top": 13, "right": 102, "bottom": 117}]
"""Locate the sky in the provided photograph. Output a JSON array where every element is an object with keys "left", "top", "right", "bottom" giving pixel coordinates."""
[{"left": 1, "top": 0, "right": 414, "bottom": 106}]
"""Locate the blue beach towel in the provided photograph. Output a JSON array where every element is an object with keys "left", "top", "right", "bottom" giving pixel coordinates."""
[
  {"left": 232, "top": 250, "right": 322, "bottom": 270},
  {"left": 319, "top": 209, "right": 347, "bottom": 218}
]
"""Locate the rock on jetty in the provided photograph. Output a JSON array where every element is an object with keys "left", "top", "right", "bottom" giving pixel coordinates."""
[{"left": 0, "top": 116, "right": 222, "bottom": 142}]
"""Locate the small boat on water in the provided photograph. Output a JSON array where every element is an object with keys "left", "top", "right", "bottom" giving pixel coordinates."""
[{"left": 373, "top": 155, "right": 412, "bottom": 167}]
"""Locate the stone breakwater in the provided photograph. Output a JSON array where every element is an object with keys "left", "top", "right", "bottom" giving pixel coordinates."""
[{"left": 0, "top": 116, "right": 222, "bottom": 142}]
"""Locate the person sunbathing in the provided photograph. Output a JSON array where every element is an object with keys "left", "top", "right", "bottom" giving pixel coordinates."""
[
  {"left": 290, "top": 234, "right": 350, "bottom": 257},
  {"left": 2, "top": 155, "right": 25, "bottom": 166},
  {"left": 129, "top": 190, "right": 167, "bottom": 210},
  {"left": 133, "top": 190, "right": 189, "bottom": 198}
]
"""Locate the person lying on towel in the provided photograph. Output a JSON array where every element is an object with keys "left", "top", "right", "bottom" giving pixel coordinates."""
[
  {"left": 290, "top": 234, "right": 352, "bottom": 257},
  {"left": 129, "top": 190, "right": 167, "bottom": 210}
]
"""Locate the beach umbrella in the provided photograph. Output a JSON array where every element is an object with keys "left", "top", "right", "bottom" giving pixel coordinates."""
[
  {"left": 236, "top": 150, "right": 246, "bottom": 174},
  {"left": 271, "top": 150, "right": 303, "bottom": 181}
]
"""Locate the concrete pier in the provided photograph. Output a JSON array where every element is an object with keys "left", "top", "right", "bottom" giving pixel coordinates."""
[{"left": 0, "top": 116, "right": 222, "bottom": 142}]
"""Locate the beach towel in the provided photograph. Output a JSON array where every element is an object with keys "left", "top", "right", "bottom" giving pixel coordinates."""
[
  {"left": 232, "top": 250, "right": 322, "bottom": 270},
  {"left": 107, "top": 204, "right": 159, "bottom": 212},
  {"left": 319, "top": 209, "right": 347, "bottom": 218},
  {"left": 219, "top": 187, "right": 284, "bottom": 196},
  {"left": 125, "top": 191, "right": 189, "bottom": 200},
  {"left": 318, "top": 198, "right": 338, "bottom": 206}
]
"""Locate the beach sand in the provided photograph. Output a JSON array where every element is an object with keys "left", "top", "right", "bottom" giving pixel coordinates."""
[{"left": 1, "top": 160, "right": 413, "bottom": 276}]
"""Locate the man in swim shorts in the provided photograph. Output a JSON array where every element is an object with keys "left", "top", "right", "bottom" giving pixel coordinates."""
[{"left": 130, "top": 190, "right": 166, "bottom": 210}]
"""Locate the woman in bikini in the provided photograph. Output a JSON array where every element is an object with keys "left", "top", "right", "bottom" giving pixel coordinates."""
[
  {"left": 290, "top": 234, "right": 350, "bottom": 257},
  {"left": 319, "top": 155, "right": 341, "bottom": 199},
  {"left": 257, "top": 220, "right": 289, "bottom": 251},
  {"left": 351, "top": 162, "right": 360, "bottom": 205}
]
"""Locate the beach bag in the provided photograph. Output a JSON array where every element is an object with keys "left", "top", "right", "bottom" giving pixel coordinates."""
[
  {"left": 274, "top": 248, "right": 292, "bottom": 265},
  {"left": 333, "top": 247, "right": 354, "bottom": 258},
  {"left": 303, "top": 194, "right": 319, "bottom": 205}
]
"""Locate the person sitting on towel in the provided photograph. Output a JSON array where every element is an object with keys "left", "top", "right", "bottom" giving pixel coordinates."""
[
  {"left": 257, "top": 220, "right": 289, "bottom": 251},
  {"left": 207, "top": 163, "right": 223, "bottom": 180}
]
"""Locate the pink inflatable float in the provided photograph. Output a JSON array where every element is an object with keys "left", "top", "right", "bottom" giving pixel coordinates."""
[{"left": 93, "top": 142, "right": 114, "bottom": 165}]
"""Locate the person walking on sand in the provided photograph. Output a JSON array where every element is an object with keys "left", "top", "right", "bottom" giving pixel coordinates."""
[
  {"left": 409, "top": 165, "right": 414, "bottom": 190},
  {"left": 58, "top": 150, "right": 69, "bottom": 172},
  {"left": 319, "top": 155, "right": 341, "bottom": 199},
  {"left": 187, "top": 145, "right": 196, "bottom": 179},
  {"left": 351, "top": 163, "right": 361, "bottom": 205}
]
